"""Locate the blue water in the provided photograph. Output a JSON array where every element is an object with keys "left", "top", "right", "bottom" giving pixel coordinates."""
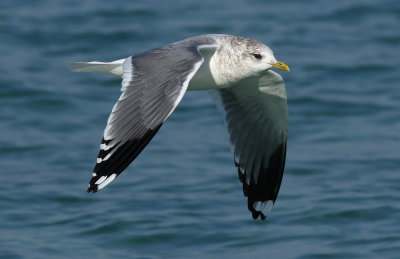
[{"left": 1, "top": 0, "right": 400, "bottom": 258}]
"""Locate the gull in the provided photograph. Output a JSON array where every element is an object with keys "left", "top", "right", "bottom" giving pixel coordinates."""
[{"left": 70, "top": 34, "right": 290, "bottom": 220}]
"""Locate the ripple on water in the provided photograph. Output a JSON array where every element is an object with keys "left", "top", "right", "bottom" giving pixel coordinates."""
[{"left": 0, "top": 0, "right": 400, "bottom": 258}]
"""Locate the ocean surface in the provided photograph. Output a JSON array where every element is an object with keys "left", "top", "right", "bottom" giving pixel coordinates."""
[{"left": 1, "top": 0, "right": 399, "bottom": 258}]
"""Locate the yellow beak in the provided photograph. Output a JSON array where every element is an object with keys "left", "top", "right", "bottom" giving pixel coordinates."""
[{"left": 269, "top": 60, "right": 290, "bottom": 72}]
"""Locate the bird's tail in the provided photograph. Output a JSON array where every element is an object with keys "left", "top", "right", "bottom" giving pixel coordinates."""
[{"left": 69, "top": 59, "right": 125, "bottom": 77}]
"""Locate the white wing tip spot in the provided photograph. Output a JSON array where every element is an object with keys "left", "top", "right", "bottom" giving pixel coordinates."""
[
  {"left": 96, "top": 158, "right": 102, "bottom": 163},
  {"left": 100, "top": 143, "right": 111, "bottom": 150},
  {"left": 95, "top": 176, "right": 107, "bottom": 185},
  {"left": 261, "top": 200, "right": 273, "bottom": 217},
  {"left": 103, "top": 153, "right": 112, "bottom": 162},
  {"left": 253, "top": 201, "right": 260, "bottom": 211},
  {"left": 252, "top": 200, "right": 274, "bottom": 219},
  {"left": 97, "top": 174, "right": 117, "bottom": 190}
]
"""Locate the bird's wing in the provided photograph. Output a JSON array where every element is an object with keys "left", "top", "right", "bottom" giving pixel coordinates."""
[
  {"left": 88, "top": 37, "right": 219, "bottom": 192},
  {"left": 212, "top": 70, "right": 289, "bottom": 219}
]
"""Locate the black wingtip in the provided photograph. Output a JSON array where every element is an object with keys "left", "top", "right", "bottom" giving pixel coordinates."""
[
  {"left": 87, "top": 176, "right": 100, "bottom": 193},
  {"left": 248, "top": 200, "right": 267, "bottom": 220},
  {"left": 87, "top": 176, "right": 98, "bottom": 193},
  {"left": 236, "top": 143, "right": 286, "bottom": 220},
  {"left": 250, "top": 209, "right": 266, "bottom": 220},
  {"left": 87, "top": 185, "right": 97, "bottom": 193}
]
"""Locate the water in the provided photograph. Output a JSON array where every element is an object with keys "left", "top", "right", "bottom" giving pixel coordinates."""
[{"left": 1, "top": 0, "right": 400, "bottom": 258}]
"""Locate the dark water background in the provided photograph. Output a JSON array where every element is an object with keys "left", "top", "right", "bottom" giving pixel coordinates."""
[{"left": 1, "top": 0, "right": 400, "bottom": 258}]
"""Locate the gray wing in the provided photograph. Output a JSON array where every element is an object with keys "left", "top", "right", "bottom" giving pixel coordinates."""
[
  {"left": 213, "top": 70, "right": 289, "bottom": 220},
  {"left": 88, "top": 36, "right": 218, "bottom": 192}
]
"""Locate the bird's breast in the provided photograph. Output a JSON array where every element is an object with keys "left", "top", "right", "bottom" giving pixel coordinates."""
[{"left": 187, "top": 60, "right": 220, "bottom": 91}]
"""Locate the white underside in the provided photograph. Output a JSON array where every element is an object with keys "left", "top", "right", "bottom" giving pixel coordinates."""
[{"left": 187, "top": 47, "right": 220, "bottom": 91}]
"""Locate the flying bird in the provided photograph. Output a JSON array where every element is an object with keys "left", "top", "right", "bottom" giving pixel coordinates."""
[{"left": 70, "top": 34, "right": 289, "bottom": 220}]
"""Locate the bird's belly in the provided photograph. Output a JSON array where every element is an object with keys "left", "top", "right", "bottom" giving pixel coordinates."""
[{"left": 187, "top": 60, "right": 220, "bottom": 91}]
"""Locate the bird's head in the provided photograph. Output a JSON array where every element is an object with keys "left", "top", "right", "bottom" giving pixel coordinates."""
[
  {"left": 239, "top": 38, "right": 290, "bottom": 74},
  {"left": 210, "top": 36, "right": 289, "bottom": 85}
]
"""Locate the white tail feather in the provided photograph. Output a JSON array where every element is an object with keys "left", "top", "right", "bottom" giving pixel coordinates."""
[{"left": 69, "top": 59, "right": 125, "bottom": 77}]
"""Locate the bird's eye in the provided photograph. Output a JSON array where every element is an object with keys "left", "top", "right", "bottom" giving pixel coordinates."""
[{"left": 252, "top": 54, "right": 262, "bottom": 60}]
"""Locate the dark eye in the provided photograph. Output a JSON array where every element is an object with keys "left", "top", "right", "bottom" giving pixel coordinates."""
[{"left": 252, "top": 53, "right": 262, "bottom": 60}]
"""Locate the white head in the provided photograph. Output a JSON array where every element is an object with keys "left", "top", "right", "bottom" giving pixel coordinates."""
[{"left": 210, "top": 36, "right": 289, "bottom": 85}]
